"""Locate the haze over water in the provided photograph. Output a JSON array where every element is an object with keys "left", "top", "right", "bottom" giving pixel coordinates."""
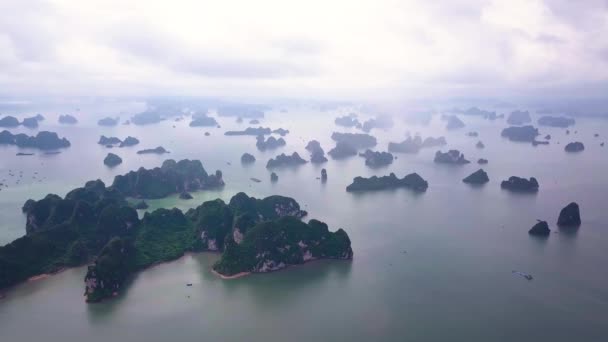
[{"left": 1, "top": 102, "right": 607, "bottom": 341}]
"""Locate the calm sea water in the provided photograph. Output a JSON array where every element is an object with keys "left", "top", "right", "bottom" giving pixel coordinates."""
[{"left": 1, "top": 104, "right": 607, "bottom": 341}]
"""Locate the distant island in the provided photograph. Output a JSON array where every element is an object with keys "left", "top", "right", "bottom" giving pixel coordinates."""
[
  {"left": 305, "top": 140, "right": 328, "bottom": 163},
  {"left": 103, "top": 153, "right": 122, "bottom": 167},
  {"left": 225, "top": 127, "right": 272, "bottom": 136},
  {"left": 462, "top": 169, "right": 489, "bottom": 184},
  {"left": 98, "top": 117, "right": 119, "bottom": 126},
  {"left": 434, "top": 150, "right": 470, "bottom": 164},
  {"left": 58, "top": 114, "right": 78, "bottom": 124},
  {"left": 256, "top": 135, "right": 286, "bottom": 151},
  {"left": 359, "top": 149, "right": 394, "bottom": 167},
  {"left": 0, "top": 130, "right": 71, "bottom": 150},
  {"left": 266, "top": 152, "right": 307, "bottom": 168},
  {"left": 328, "top": 141, "right": 357, "bottom": 159},
  {"left": 331, "top": 132, "right": 377, "bottom": 149},
  {"left": 241, "top": 153, "right": 256, "bottom": 164},
  {"left": 346, "top": 173, "right": 428, "bottom": 192},
  {"left": 507, "top": 110, "right": 531, "bottom": 125},
  {"left": 137, "top": 146, "right": 169, "bottom": 154},
  {"left": 564, "top": 141, "right": 584, "bottom": 152},
  {"left": 388, "top": 136, "right": 447, "bottom": 154},
  {"left": 335, "top": 114, "right": 361, "bottom": 128},
  {"left": 0, "top": 116, "right": 20, "bottom": 127},
  {"left": 501, "top": 125, "right": 540, "bottom": 142},
  {"left": 538, "top": 116, "right": 575, "bottom": 127},
  {"left": 500, "top": 176, "right": 539, "bottom": 192},
  {"left": 189, "top": 113, "right": 218, "bottom": 127}
]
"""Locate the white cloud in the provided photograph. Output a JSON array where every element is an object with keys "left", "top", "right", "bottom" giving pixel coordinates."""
[{"left": 0, "top": 0, "right": 606, "bottom": 99}]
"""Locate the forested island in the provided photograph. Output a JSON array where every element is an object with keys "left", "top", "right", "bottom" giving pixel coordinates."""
[{"left": 0, "top": 160, "right": 353, "bottom": 302}]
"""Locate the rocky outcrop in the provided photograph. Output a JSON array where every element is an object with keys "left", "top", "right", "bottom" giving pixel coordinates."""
[
  {"left": 388, "top": 137, "right": 421, "bottom": 153},
  {"left": 359, "top": 149, "right": 394, "bottom": 167},
  {"left": 501, "top": 125, "right": 540, "bottom": 142},
  {"left": 361, "top": 116, "right": 393, "bottom": 132},
  {"left": 189, "top": 115, "right": 218, "bottom": 127},
  {"left": 256, "top": 135, "right": 286, "bottom": 151},
  {"left": 538, "top": 116, "right": 575, "bottom": 127},
  {"left": 179, "top": 192, "right": 193, "bottom": 200},
  {"left": 346, "top": 173, "right": 428, "bottom": 192},
  {"left": 270, "top": 172, "right": 278, "bottom": 182},
  {"left": 507, "top": 110, "right": 531, "bottom": 125},
  {"left": 241, "top": 153, "right": 256, "bottom": 164},
  {"left": 334, "top": 114, "right": 361, "bottom": 128},
  {"left": 103, "top": 153, "right": 123, "bottom": 167},
  {"left": 564, "top": 142, "right": 584, "bottom": 152},
  {"left": 321, "top": 169, "right": 327, "bottom": 181},
  {"left": 272, "top": 128, "right": 289, "bottom": 136},
  {"left": 98, "top": 136, "right": 122, "bottom": 145},
  {"left": 477, "top": 158, "right": 488, "bottom": 164},
  {"left": 445, "top": 115, "right": 465, "bottom": 129},
  {"left": 136, "top": 146, "right": 169, "bottom": 154},
  {"left": 421, "top": 136, "right": 447, "bottom": 148},
  {"left": 58, "top": 114, "right": 78, "bottom": 124},
  {"left": 528, "top": 220, "right": 550, "bottom": 236},
  {"left": 500, "top": 176, "right": 539, "bottom": 192},
  {"left": 0, "top": 130, "right": 71, "bottom": 150},
  {"left": 434, "top": 150, "right": 470, "bottom": 164},
  {"left": 266, "top": 152, "right": 307, "bottom": 168},
  {"left": 557, "top": 202, "right": 581, "bottom": 227},
  {"left": 462, "top": 169, "right": 489, "bottom": 184},
  {"left": 131, "top": 111, "right": 166, "bottom": 125},
  {"left": 476, "top": 141, "right": 485, "bottom": 149},
  {"left": 21, "top": 117, "right": 39, "bottom": 128}
]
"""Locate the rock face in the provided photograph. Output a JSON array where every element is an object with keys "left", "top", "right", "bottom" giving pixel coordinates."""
[
  {"left": 501, "top": 125, "right": 540, "bottom": 142},
  {"left": 136, "top": 146, "right": 169, "bottom": 154},
  {"left": 98, "top": 135, "right": 122, "bottom": 145},
  {"left": 538, "top": 116, "right": 575, "bottom": 127},
  {"left": 557, "top": 202, "right": 581, "bottom": 227},
  {"left": 0, "top": 116, "right": 20, "bottom": 127},
  {"left": 346, "top": 173, "right": 428, "bottom": 192},
  {"left": 84, "top": 237, "right": 135, "bottom": 302},
  {"left": 119, "top": 136, "right": 140, "bottom": 147},
  {"left": 445, "top": 115, "right": 465, "bottom": 129},
  {"left": 98, "top": 117, "right": 119, "bottom": 126},
  {"left": 256, "top": 135, "right": 286, "bottom": 151},
  {"left": 213, "top": 216, "right": 352, "bottom": 277},
  {"left": 224, "top": 127, "right": 271, "bottom": 136},
  {"left": 103, "top": 153, "right": 123, "bottom": 167},
  {"left": 58, "top": 114, "right": 78, "bottom": 124},
  {"left": 270, "top": 172, "right": 279, "bottom": 182},
  {"left": 331, "top": 132, "right": 377, "bottom": 149},
  {"left": 434, "top": 150, "right": 470, "bottom": 164},
  {"left": 335, "top": 114, "right": 361, "bottom": 128},
  {"left": 266, "top": 152, "right": 307, "bottom": 168},
  {"left": 359, "top": 149, "right": 394, "bottom": 167},
  {"left": 507, "top": 110, "right": 531, "bottom": 125},
  {"left": 500, "top": 176, "right": 539, "bottom": 192},
  {"left": 112, "top": 159, "right": 224, "bottom": 198},
  {"left": 328, "top": 141, "right": 358, "bottom": 159},
  {"left": 0, "top": 130, "right": 71, "bottom": 149},
  {"left": 189, "top": 115, "right": 218, "bottom": 127},
  {"left": 241, "top": 153, "right": 256, "bottom": 164},
  {"left": 462, "top": 169, "right": 489, "bottom": 184},
  {"left": 133, "top": 200, "right": 149, "bottom": 209},
  {"left": 564, "top": 142, "right": 584, "bottom": 152},
  {"left": 305, "top": 140, "right": 328, "bottom": 164},
  {"left": 528, "top": 221, "right": 550, "bottom": 236}
]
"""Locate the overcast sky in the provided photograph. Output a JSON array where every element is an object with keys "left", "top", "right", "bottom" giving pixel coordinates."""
[{"left": 1, "top": 0, "right": 607, "bottom": 100}]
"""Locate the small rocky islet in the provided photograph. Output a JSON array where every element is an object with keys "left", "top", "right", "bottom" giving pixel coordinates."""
[
  {"left": 346, "top": 173, "right": 428, "bottom": 192},
  {"left": 0, "top": 130, "right": 71, "bottom": 150}
]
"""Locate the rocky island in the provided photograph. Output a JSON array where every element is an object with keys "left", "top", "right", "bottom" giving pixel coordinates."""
[
  {"left": 103, "top": 153, "right": 123, "bottom": 167},
  {"left": 445, "top": 115, "right": 465, "bottom": 130},
  {"left": 266, "top": 152, "right": 307, "bottom": 168},
  {"left": 0, "top": 130, "right": 71, "bottom": 150},
  {"left": 529, "top": 220, "right": 550, "bottom": 236},
  {"left": 305, "top": 140, "right": 328, "bottom": 164},
  {"left": 346, "top": 173, "right": 428, "bottom": 192},
  {"left": 388, "top": 137, "right": 421, "bottom": 153},
  {"left": 189, "top": 114, "right": 218, "bottom": 127},
  {"left": 119, "top": 136, "right": 140, "bottom": 147},
  {"left": 331, "top": 132, "right": 377, "bottom": 149},
  {"left": 225, "top": 127, "right": 272, "bottom": 136},
  {"left": 507, "top": 110, "right": 531, "bottom": 125},
  {"left": 112, "top": 159, "right": 224, "bottom": 198},
  {"left": 334, "top": 114, "right": 361, "bottom": 128},
  {"left": 136, "top": 146, "right": 169, "bottom": 154},
  {"left": 557, "top": 202, "right": 581, "bottom": 227},
  {"left": 98, "top": 117, "right": 119, "bottom": 126},
  {"left": 0, "top": 116, "right": 20, "bottom": 127},
  {"left": 500, "top": 176, "right": 539, "bottom": 192},
  {"left": 501, "top": 125, "right": 540, "bottom": 142},
  {"left": 241, "top": 153, "right": 256, "bottom": 164},
  {"left": 564, "top": 142, "right": 584, "bottom": 152},
  {"left": 359, "top": 149, "right": 394, "bottom": 167},
  {"left": 434, "top": 150, "right": 470, "bottom": 164},
  {"left": 58, "top": 114, "right": 78, "bottom": 124},
  {"left": 256, "top": 135, "right": 286, "bottom": 151},
  {"left": 538, "top": 116, "right": 575, "bottom": 127},
  {"left": 328, "top": 141, "right": 358, "bottom": 159},
  {"left": 98, "top": 135, "right": 122, "bottom": 145},
  {"left": 462, "top": 169, "right": 489, "bottom": 184}
]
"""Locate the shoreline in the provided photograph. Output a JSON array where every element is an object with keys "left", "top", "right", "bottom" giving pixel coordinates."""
[{"left": 211, "top": 269, "right": 251, "bottom": 279}]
